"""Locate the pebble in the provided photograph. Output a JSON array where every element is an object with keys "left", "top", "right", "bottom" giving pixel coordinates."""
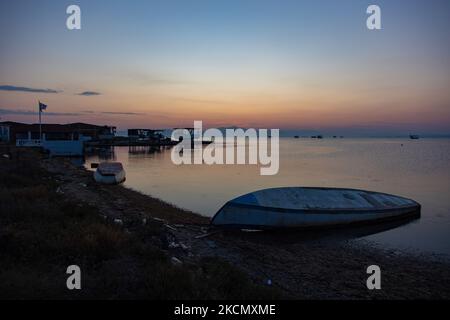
[
  {"left": 165, "top": 224, "right": 177, "bottom": 231},
  {"left": 171, "top": 257, "right": 183, "bottom": 266},
  {"left": 169, "top": 242, "right": 181, "bottom": 249}
]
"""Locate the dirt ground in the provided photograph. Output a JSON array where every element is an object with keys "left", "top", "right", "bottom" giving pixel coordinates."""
[{"left": 41, "top": 156, "right": 450, "bottom": 299}]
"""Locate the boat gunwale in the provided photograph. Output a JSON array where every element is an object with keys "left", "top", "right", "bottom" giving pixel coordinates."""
[
  {"left": 97, "top": 162, "right": 124, "bottom": 175},
  {"left": 218, "top": 201, "right": 420, "bottom": 215}
]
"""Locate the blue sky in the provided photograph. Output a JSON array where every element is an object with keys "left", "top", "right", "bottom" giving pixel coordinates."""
[{"left": 0, "top": 0, "right": 449, "bottom": 135}]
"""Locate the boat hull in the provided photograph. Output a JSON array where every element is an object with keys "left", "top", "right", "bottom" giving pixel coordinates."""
[
  {"left": 211, "top": 187, "right": 421, "bottom": 229},
  {"left": 94, "top": 169, "right": 126, "bottom": 184}
]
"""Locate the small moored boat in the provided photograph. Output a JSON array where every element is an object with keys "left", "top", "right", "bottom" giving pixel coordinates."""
[
  {"left": 94, "top": 162, "right": 126, "bottom": 185},
  {"left": 211, "top": 187, "right": 420, "bottom": 229}
]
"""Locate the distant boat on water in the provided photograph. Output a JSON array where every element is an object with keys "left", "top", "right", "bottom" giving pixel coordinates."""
[
  {"left": 211, "top": 187, "right": 420, "bottom": 229},
  {"left": 93, "top": 162, "right": 126, "bottom": 184},
  {"left": 410, "top": 135, "right": 420, "bottom": 140}
]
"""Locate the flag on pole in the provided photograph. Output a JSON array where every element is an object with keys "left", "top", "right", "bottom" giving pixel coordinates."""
[
  {"left": 38, "top": 101, "right": 47, "bottom": 142},
  {"left": 39, "top": 101, "right": 47, "bottom": 111}
]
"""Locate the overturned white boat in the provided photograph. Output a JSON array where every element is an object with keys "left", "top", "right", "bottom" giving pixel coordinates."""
[
  {"left": 211, "top": 187, "right": 420, "bottom": 229},
  {"left": 94, "top": 162, "right": 126, "bottom": 185}
]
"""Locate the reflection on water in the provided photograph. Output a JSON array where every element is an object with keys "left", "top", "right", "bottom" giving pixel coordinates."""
[
  {"left": 221, "top": 215, "right": 421, "bottom": 246},
  {"left": 84, "top": 138, "right": 450, "bottom": 256}
]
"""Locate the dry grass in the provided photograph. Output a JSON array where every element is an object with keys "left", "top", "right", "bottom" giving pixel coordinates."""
[{"left": 0, "top": 148, "right": 281, "bottom": 300}]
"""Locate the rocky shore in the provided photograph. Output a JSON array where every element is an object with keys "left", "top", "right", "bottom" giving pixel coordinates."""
[{"left": 1, "top": 147, "right": 450, "bottom": 299}]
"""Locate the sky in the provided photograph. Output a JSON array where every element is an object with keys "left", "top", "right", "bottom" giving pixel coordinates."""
[{"left": 0, "top": 0, "right": 449, "bottom": 136}]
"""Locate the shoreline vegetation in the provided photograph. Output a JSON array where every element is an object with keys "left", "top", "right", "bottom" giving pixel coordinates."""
[{"left": 1, "top": 147, "right": 450, "bottom": 299}]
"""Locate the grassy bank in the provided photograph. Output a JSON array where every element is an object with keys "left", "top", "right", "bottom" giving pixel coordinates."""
[
  {"left": 0, "top": 148, "right": 280, "bottom": 299},
  {"left": 2, "top": 147, "right": 450, "bottom": 300}
]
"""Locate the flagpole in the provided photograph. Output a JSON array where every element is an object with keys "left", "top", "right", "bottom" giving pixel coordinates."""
[{"left": 39, "top": 101, "right": 42, "bottom": 142}]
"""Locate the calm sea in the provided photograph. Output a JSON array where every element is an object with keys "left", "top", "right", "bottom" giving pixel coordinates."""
[{"left": 84, "top": 138, "right": 450, "bottom": 256}]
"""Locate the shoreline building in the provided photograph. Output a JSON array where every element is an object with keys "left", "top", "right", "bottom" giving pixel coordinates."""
[
  {"left": 0, "top": 121, "right": 116, "bottom": 156},
  {"left": 128, "top": 128, "right": 165, "bottom": 144}
]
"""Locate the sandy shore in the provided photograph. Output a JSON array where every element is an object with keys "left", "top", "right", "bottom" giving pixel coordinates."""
[{"left": 36, "top": 154, "right": 450, "bottom": 300}]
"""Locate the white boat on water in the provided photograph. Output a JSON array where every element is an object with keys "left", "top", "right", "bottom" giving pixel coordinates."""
[
  {"left": 211, "top": 187, "right": 420, "bottom": 229},
  {"left": 94, "top": 162, "right": 126, "bottom": 185}
]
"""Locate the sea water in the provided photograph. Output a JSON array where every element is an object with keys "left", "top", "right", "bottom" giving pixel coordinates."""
[{"left": 85, "top": 138, "right": 450, "bottom": 256}]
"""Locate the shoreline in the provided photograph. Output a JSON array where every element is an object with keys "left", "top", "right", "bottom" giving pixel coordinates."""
[{"left": 2, "top": 147, "right": 450, "bottom": 299}]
